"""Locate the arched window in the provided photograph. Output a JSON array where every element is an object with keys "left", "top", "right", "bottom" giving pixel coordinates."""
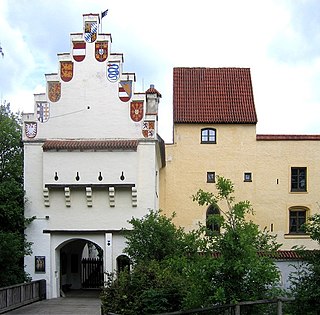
[
  {"left": 116, "top": 255, "right": 131, "bottom": 273},
  {"left": 289, "top": 207, "right": 308, "bottom": 234},
  {"left": 201, "top": 128, "right": 216, "bottom": 144},
  {"left": 206, "top": 205, "right": 220, "bottom": 233}
]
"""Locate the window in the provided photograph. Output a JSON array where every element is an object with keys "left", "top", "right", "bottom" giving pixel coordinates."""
[
  {"left": 207, "top": 172, "right": 215, "bottom": 183},
  {"left": 201, "top": 128, "right": 216, "bottom": 144},
  {"left": 291, "top": 167, "right": 307, "bottom": 192},
  {"left": 206, "top": 205, "right": 220, "bottom": 234},
  {"left": 289, "top": 208, "right": 307, "bottom": 234},
  {"left": 117, "top": 255, "right": 130, "bottom": 273},
  {"left": 244, "top": 172, "right": 252, "bottom": 182}
]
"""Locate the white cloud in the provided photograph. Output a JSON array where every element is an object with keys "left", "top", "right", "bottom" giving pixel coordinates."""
[{"left": 1, "top": 0, "right": 320, "bottom": 142}]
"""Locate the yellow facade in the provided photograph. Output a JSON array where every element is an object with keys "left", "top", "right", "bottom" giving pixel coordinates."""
[{"left": 160, "top": 123, "right": 320, "bottom": 249}]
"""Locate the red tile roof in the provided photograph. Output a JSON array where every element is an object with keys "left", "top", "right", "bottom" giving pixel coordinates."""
[
  {"left": 205, "top": 250, "right": 317, "bottom": 260},
  {"left": 173, "top": 67, "right": 258, "bottom": 124},
  {"left": 43, "top": 139, "right": 138, "bottom": 151},
  {"left": 146, "top": 84, "right": 162, "bottom": 97},
  {"left": 257, "top": 134, "right": 320, "bottom": 141}
]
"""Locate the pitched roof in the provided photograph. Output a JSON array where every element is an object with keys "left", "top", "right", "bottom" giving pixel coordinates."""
[
  {"left": 146, "top": 84, "right": 162, "bottom": 97},
  {"left": 173, "top": 67, "right": 258, "bottom": 124},
  {"left": 43, "top": 139, "right": 138, "bottom": 151}
]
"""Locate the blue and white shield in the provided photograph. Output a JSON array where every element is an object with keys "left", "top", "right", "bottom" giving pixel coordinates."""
[
  {"left": 37, "top": 102, "right": 50, "bottom": 123},
  {"left": 84, "top": 21, "right": 97, "bottom": 43}
]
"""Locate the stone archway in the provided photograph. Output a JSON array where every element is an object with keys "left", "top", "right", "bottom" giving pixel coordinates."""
[{"left": 58, "top": 238, "right": 103, "bottom": 294}]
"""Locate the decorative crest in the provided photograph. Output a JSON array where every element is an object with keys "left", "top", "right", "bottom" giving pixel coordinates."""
[
  {"left": 83, "top": 14, "right": 98, "bottom": 43},
  {"left": 118, "top": 80, "right": 132, "bottom": 102},
  {"left": 48, "top": 81, "right": 61, "bottom": 102},
  {"left": 130, "top": 101, "right": 144, "bottom": 122},
  {"left": 95, "top": 41, "right": 108, "bottom": 62},
  {"left": 37, "top": 102, "right": 50, "bottom": 123},
  {"left": 25, "top": 122, "right": 37, "bottom": 138},
  {"left": 73, "top": 41, "right": 86, "bottom": 62},
  {"left": 60, "top": 61, "right": 73, "bottom": 82}
]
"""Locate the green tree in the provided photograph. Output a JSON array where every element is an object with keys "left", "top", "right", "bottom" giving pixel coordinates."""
[
  {"left": 0, "top": 102, "right": 32, "bottom": 286},
  {"left": 289, "top": 214, "right": 320, "bottom": 314},
  {"left": 101, "top": 176, "right": 282, "bottom": 314},
  {"left": 192, "top": 175, "right": 281, "bottom": 304},
  {"left": 101, "top": 210, "right": 200, "bottom": 314}
]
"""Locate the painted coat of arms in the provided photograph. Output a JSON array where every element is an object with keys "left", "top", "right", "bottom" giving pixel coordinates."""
[
  {"left": 130, "top": 101, "right": 144, "bottom": 122},
  {"left": 84, "top": 20, "right": 97, "bottom": 43},
  {"left": 48, "top": 81, "right": 61, "bottom": 102},
  {"left": 95, "top": 41, "right": 108, "bottom": 62},
  {"left": 60, "top": 61, "right": 73, "bottom": 82},
  {"left": 118, "top": 80, "right": 132, "bottom": 102},
  {"left": 107, "top": 61, "right": 120, "bottom": 83},
  {"left": 25, "top": 122, "right": 37, "bottom": 138},
  {"left": 37, "top": 102, "right": 50, "bottom": 123},
  {"left": 142, "top": 121, "right": 155, "bottom": 138},
  {"left": 72, "top": 41, "right": 86, "bottom": 62}
]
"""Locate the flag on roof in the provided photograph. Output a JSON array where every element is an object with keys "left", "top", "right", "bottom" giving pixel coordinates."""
[{"left": 101, "top": 9, "right": 108, "bottom": 19}]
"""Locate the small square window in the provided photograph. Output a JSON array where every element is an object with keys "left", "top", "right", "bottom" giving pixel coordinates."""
[
  {"left": 244, "top": 172, "right": 252, "bottom": 182},
  {"left": 207, "top": 172, "right": 215, "bottom": 183}
]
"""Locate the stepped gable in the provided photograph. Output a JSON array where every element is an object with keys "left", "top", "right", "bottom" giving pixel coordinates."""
[
  {"left": 23, "top": 13, "right": 161, "bottom": 141},
  {"left": 173, "top": 67, "right": 258, "bottom": 124}
]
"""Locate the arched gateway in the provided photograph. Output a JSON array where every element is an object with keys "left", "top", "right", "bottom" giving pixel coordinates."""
[{"left": 58, "top": 239, "right": 103, "bottom": 294}]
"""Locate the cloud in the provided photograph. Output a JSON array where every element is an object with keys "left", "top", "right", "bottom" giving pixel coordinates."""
[
  {"left": 0, "top": 0, "right": 320, "bottom": 142},
  {"left": 268, "top": 0, "right": 320, "bottom": 63}
]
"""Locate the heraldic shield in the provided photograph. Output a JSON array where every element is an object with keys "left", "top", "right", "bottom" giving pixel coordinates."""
[
  {"left": 37, "top": 102, "right": 50, "bottom": 123},
  {"left": 73, "top": 41, "right": 86, "bottom": 62},
  {"left": 142, "top": 121, "right": 155, "bottom": 138},
  {"left": 60, "top": 61, "right": 73, "bottom": 82},
  {"left": 107, "top": 61, "right": 120, "bottom": 83},
  {"left": 48, "top": 81, "right": 61, "bottom": 102},
  {"left": 118, "top": 80, "right": 132, "bottom": 102},
  {"left": 84, "top": 20, "right": 97, "bottom": 43},
  {"left": 95, "top": 41, "right": 108, "bottom": 62},
  {"left": 25, "top": 122, "right": 37, "bottom": 139},
  {"left": 130, "top": 101, "right": 144, "bottom": 122}
]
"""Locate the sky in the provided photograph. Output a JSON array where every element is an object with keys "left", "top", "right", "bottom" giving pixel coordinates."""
[{"left": 1, "top": 0, "right": 320, "bottom": 143}]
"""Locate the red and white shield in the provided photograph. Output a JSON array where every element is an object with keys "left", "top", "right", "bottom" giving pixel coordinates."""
[
  {"left": 73, "top": 41, "right": 86, "bottom": 62},
  {"left": 95, "top": 41, "right": 108, "bottom": 62},
  {"left": 130, "top": 101, "right": 144, "bottom": 122},
  {"left": 118, "top": 80, "right": 132, "bottom": 102}
]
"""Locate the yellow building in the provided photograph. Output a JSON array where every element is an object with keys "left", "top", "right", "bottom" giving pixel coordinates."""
[{"left": 160, "top": 67, "right": 320, "bottom": 250}]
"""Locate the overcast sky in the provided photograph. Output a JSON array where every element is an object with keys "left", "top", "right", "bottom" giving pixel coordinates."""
[{"left": 1, "top": 0, "right": 320, "bottom": 142}]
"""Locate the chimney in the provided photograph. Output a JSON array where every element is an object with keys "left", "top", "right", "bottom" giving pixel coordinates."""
[{"left": 145, "top": 84, "right": 161, "bottom": 115}]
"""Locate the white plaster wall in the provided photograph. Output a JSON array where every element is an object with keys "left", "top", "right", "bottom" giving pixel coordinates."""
[
  {"left": 23, "top": 39, "right": 145, "bottom": 141},
  {"left": 43, "top": 150, "right": 138, "bottom": 185},
  {"left": 275, "top": 260, "right": 305, "bottom": 291},
  {"left": 23, "top": 19, "right": 163, "bottom": 299}
]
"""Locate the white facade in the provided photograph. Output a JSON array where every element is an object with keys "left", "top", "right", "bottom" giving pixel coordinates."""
[{"left": 23, "top": 14, "right": 164, "bottom": 298}]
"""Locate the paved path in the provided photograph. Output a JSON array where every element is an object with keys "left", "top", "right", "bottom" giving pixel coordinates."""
[{"left": 5, "top": 290, "right": 101, "bottom": 315}]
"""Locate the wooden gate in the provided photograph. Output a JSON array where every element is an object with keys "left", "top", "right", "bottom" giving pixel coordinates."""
[{"left": 81, "top": 258, "right": 103, "bottom": 289}]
